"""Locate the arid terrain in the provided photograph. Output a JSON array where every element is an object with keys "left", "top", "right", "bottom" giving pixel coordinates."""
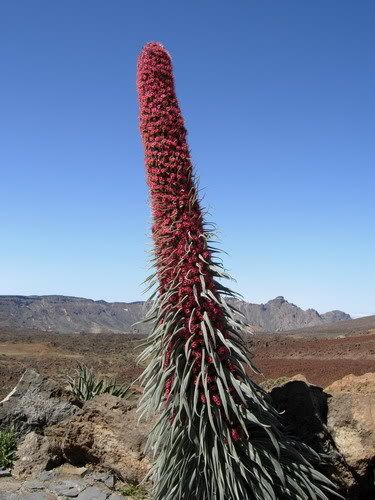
[
  {"left": 0, "top": 294, "right": 350, "bottom": 334},
  {"left": 0, "top": 315, "right": 374, "bottom": 400}
]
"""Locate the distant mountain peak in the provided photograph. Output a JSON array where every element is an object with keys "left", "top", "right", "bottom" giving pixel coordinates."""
[
  {"left": 231, "top": 297, "right": 350, "bottom": 332},
  {"left": 0, "top": 295, "right": 351, "bottom": 335}
]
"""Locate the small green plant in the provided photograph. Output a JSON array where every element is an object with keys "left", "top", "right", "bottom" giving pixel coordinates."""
[
  {"left": 0, "top": 428, "right": 17, "bottom": 468},
  {"left": 66, "top": 364, "right": 131, "bottom": 401},
  {"left": 117, "top": 483, "right": 148, "bottom": 499}
]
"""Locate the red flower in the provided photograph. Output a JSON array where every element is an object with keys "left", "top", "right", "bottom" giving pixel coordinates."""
[
  {"left": 211, "top": 394, "right": 222, "bottom": 407},
  {"left": 137, "top": 42, "right": 238, "bottom": 404},
  {"left": 200, "top": 393, "right": 207, "bottom": 404},
  {"left": 230, "top": 428, "right": 241, "bottom": 442}
]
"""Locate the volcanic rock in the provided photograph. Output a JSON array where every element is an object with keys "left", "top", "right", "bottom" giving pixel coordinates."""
[
  {"left": 325, "top": 372, "right": 375, "bottom": 394},
  {"left": 326, "top": 373, "right": 375, "bottom": 499},
  {"left": 12, "top": 432, "right": 63, "bottom": 480},
  {"left": 0, "top": 369, "right": 79, "bottom": 437},
  {"left": 46, "top": 394, "right": 152, "bottom": 484},
  {"left": 271, "top": 377, "right": 375, "bottom": 499}
]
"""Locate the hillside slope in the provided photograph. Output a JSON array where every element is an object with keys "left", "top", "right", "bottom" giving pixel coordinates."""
[
  {"left": 231, "top": 296, "right": 351, "bottom": 332},
  {"left": 0, "top": 295, "right": 350, "bottom": 334}
]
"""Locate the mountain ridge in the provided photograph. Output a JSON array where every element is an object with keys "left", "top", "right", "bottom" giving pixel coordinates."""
[{"left": 0, "top": 294, "right": 351, "bottom": 334}]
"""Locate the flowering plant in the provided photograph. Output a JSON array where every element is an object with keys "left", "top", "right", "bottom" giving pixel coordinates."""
[{"left": 137, "top": 42, "right": 341, "bottom": 500}]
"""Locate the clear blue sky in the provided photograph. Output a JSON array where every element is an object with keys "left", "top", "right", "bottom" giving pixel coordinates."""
[{"left": 1, "top": 1, "right": 374, "bottom": 316}]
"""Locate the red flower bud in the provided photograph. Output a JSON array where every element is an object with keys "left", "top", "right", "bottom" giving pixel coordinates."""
[
  {"left": 230, "top": 428, "right": 241, "bottom": 442},
  {"left": 211, "top": 394, "right": 222, "bottom": 407}
]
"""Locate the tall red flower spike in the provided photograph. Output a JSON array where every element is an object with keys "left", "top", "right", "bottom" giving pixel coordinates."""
[{"left": 137, "top": 42, "right": 341, "bottom": 500}]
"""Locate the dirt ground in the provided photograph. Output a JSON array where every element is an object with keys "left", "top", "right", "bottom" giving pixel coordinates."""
[
  {"left": 0, "top": 324, "right": 374, "bottom": 400},
  {"left": 249, "top": 331, "right": 375, "bottom": 387},
  {"left": 0, "top": 330, "right": 142, "bottom": 400}
]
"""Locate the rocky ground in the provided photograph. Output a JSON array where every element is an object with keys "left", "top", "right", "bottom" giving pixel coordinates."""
[
  {"left": 0, "top": 368, "right": 374, "bottom": 499},
  {"left": 0, "top": 330, "right": 141, "bottom": 401},
  {"left": 0, "top": 321, "right": 374, "bottom": 498},
  {"left": 0, "top": 467, "right": 125, "bottom": 500},
  {"left": 250, "top": 329, "right": 375, "bottom": 387},
  {"left": 0, "top": 370, "right": 150, "bottom": 499}
]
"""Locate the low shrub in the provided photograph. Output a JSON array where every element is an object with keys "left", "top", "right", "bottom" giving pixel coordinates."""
[
  {"left": 66, "top": 364, "right": 131, "bottom": 401},
  {"left": 117, "top": 483, "right": 148, "bottom": 499}
]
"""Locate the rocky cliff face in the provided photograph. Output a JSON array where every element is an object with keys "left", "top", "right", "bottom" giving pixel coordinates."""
[
  {"left": 231, "top": 296, "right": 351, "bottom": 332},
  {"left": 0, "top": 295, "right": 150, "bottom": 335},
  {"left": 0, "top": 295, "right": 350, "bottom": 334}
]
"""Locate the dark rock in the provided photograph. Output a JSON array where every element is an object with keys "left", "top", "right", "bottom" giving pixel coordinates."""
[
  {"left": 270, "top": 379, "right": 375, "bottom": 499},
  {"left": 22, "top": 480, "right": 44, "bottom": 491},
  {"left": 37, "top": 471, "right": 57, "bottom": 482},
  {"left": 21, "top": 494, "right": 52, "bottom": 500},
  {"left": 1, "top": 465, "right": 120, "bottom": 500},
  {"left": 91, "top": 472, "right": 115, "bottom": 489},
  {"left": 48, "top": 479, "right": 86, "bottom": 497},
  {"left": 0, "top": 369, "right": 78, "bottom": 437},
  {"left": 270, "top": 380, "right": 330, "bottom": 448},
  {"left": 76, "top": 486, "right": 109, "bottom": 500}
]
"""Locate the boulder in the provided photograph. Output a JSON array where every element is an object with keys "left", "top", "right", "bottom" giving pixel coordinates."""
[
  {"left": 270, "top": 380, "right": 356, "bottom": 494},
  {"left": 271, "top": 377, "right": 375, "bottom": 499},
  {"left": 270, "top": 380, "right": 330, "bottom": 448},
  {"left": 326, "top": 373, "right": 375, "bottom": 499},
  {"left": 46, "top": 394, "right": 152, "bottom": 484},
  {"left": 325, "top": 372, "right": 375, "bottom": 394},
  {"left": 0, "top": 369, "right": 79, "bottom": 437},
  {"left": 8, "top": 369, "right": 373, "bottom": 499},
  {"left": 5, "top": 370, "right": 151, "bottom": 486},
  {"left": 11, "top": 432, "right": 63, "bottom": 480}
]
